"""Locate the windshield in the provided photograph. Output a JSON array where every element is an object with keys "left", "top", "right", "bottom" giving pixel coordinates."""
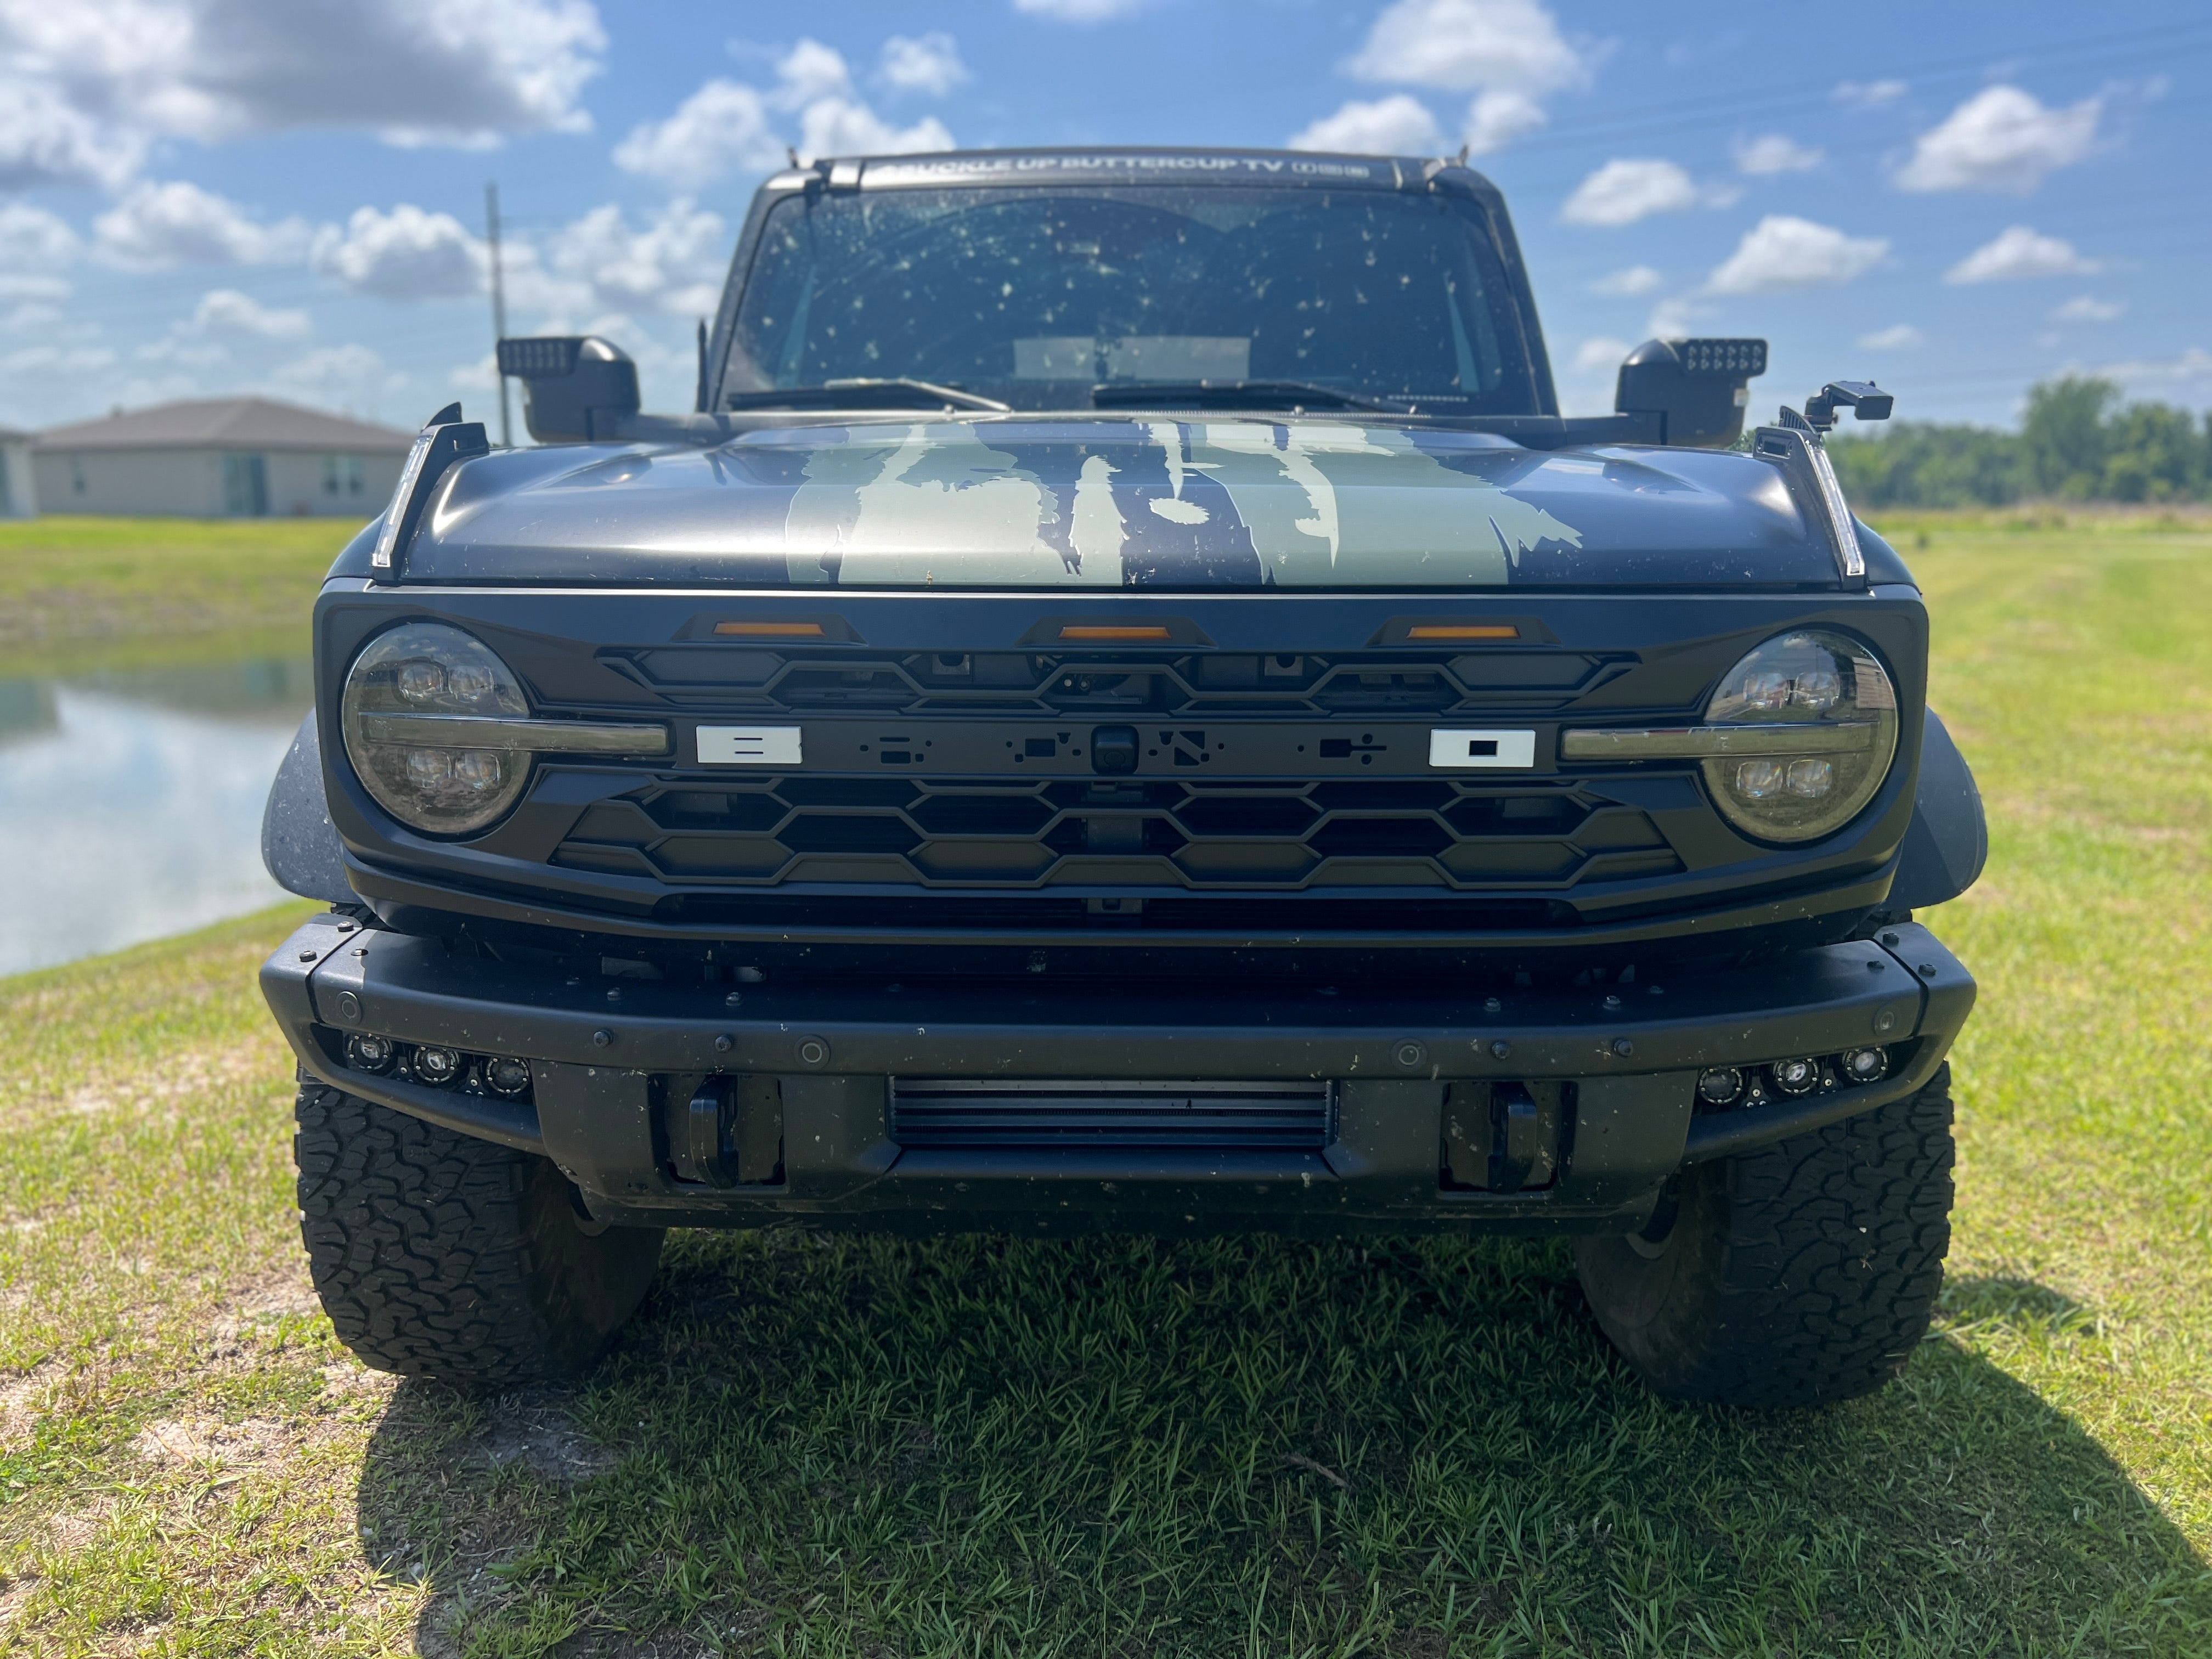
[{"left": 725, "top": 185, "right": 1542, "bottom": 414}]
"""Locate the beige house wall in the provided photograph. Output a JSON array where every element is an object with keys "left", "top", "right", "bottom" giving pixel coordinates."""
[
  {"left": 31, "top": 445, "right": 405, "bottom": 518},
  {"left": 0, "top": 441, "right": 33, "bottom": 516}
]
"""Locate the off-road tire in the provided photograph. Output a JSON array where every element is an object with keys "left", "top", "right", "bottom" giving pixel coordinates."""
[
  {"left": 295, "top": 1081, "right": 664, "bottom": 1387},
  {"left": 1576, "top": 1065, "right": 1954, "bottom": 1409}
]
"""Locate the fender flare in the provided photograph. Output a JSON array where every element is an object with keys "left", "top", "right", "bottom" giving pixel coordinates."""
[
  {"left": 1891, "top": 706, "right": 1987, "bottom": 910},
  {"left": 261, "top": 712, "right": 352, "bottom": 906}
]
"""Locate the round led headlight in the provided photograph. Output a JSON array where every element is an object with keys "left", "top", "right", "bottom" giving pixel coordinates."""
[
  {"left": 1701, "top": 630, "right": 1898, "bottom": 843},
  {"left": 341, "top": 623, "right": 532, "bottom": 836}
]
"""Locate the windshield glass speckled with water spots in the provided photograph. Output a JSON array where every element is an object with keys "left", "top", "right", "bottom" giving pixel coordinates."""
[{"left": 725, "top": 187, "right": 1539, "bottom": 413}]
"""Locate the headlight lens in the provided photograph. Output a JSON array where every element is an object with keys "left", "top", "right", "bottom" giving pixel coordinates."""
[
  {"left": 1701, "top": 630, "right": 1898, "bottom": 842},
  {"left": 341, "top": 623, "right": 532, "bottom": 834}
]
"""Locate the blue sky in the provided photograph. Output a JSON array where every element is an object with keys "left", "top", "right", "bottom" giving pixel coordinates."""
[{"left": 2, "top": 0, "right": 2206, "bottom": 436}]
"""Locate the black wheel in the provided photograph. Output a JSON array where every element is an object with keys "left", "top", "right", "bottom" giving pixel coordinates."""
[
  {"left": 295, "top": 1081, "right": 664, "bottom": 1386},
  {"left": 1576, "top": 1065, "right": 1955, "bottom": 1409}
]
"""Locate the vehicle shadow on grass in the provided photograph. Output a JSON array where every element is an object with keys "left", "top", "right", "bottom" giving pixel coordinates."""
[{"left": 357, "top": 1234, "right": 2211, "bottom": 1657}]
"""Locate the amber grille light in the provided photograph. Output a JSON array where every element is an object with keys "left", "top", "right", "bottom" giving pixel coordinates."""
[
  {"left": 714, "top": 621, "right": 826, "bottom": 637},
  {"left": 1407, "top": 624, "right": 1519, "bottom": 641},
  {"left": 1058, "top": 625, "right": 1172, "bottom": 642}
]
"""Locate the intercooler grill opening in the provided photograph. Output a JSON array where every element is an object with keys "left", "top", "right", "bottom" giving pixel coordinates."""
[{"left": 889, "top": 1078, "right": 1336, "bottom": 1150}]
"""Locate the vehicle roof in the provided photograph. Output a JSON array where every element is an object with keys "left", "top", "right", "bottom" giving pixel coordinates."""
[{"left": 763, "top": 144, "right": 1503, "bottom": 197}]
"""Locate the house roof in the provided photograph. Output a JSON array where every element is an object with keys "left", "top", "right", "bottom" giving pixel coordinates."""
[{"left": 35, "top": 397, "right": 416, "bottom": 454}]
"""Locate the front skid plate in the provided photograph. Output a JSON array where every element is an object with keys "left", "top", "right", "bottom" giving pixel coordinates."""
[{"left": 261, "top": 918, "right": 1972, "bottom": 1235}]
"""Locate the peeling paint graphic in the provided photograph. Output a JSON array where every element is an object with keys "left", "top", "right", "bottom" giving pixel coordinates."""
[{"left": 772, "top": 417, "right": 1584, "bottom": 589}]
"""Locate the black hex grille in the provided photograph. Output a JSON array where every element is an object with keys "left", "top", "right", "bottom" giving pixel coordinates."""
[
  {"left": 553, "top": 774, "right": 1679, "bottom": 891},
  {"left": 611, "top": 646, "right": 1616, "bottom": 717}
]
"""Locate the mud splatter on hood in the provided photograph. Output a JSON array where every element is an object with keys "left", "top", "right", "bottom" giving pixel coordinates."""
[{"left": 410, "top": 416, "right": 1843, "bottom": 589}]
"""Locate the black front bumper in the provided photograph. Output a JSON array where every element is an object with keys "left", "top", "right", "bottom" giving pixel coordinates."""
[{"left": 261, "top": 919, "right": 1972, "bottom": 1237}]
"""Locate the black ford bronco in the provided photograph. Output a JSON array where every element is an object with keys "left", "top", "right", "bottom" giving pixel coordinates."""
[{"left": 259, "top": 148, "right": 1983, "bottom": 1408}]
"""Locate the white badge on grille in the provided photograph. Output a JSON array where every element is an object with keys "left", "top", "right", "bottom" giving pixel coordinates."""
[
  {"left": 697, "top": 725, "right": 803, "bottom": 766},
  {"left": 1428, "top": 728, "right": 1536, "bottom": 769}
]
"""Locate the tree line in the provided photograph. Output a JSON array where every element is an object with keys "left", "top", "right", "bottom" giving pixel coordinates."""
[{"left": 1825, "top": 377, "right": 2210, "bottom": 507}]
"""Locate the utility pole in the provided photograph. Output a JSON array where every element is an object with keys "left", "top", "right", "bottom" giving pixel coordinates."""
[{"left": 484, "top": 182, "right": 513, "bottom": 448}]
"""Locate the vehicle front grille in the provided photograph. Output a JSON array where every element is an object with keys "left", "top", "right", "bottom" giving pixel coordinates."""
[
  {"left": 553, "top": 774, "right": 1680, "bottom": 891},
  {"left": 608, "top": 646, "right": 1617, "bottom": 716},
  {"left": 889, "top": 1079, "right": 1335, "bottom": 1150}
]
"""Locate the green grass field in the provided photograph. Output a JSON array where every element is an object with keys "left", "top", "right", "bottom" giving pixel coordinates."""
[
  {"left": 2, "top": 510, "right": 2210, "bottom": 1655},
  {"left": 0, "top": 516, "right": 359, "bottom": 679}
]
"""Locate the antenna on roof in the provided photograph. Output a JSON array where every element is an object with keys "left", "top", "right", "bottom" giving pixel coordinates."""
[
  {"left": 786, "top": 144, "right": 801, "bottom": 169},
  {"left": 484, "top": 182, "right": 513, "bottom": 450},
  {"left": 1454, "top": 143, "right": 1470, "bottom": 166}
]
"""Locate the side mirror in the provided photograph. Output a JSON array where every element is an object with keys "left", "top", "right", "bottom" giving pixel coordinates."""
[
  {"left": 1615, "top": 337, "right": 1768, "bottom": 449},
  {"left": 496, "top": 335, "right": 641, "bottom": 443}
]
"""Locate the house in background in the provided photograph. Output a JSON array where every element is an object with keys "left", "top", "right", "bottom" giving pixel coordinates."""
[
  {"left": 32, "top": 397, "right": 413, "bottom": 518},
  {"left": 0, "top": 426, "right": 34, "bottom": 517}
]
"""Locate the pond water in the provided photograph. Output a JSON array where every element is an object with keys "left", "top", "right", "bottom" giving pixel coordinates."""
[{"left": 0, "top": 660, "right": 313, "bottom": 977}]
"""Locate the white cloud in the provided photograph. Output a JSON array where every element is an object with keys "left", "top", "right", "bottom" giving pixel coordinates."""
[
  {"left": 546, "top": 199, "right": 727, "bottom": 318},
  {"left": 1646, "top": 295, "right": 1710, "bottom": 340},
  {"left": 1733, "top": 134, "right": 1821, "bottom": 176},
  {"left": 615, "top": 36, "right": 953, "bottom": 188},
  {"left": 0, "top": 202, "right": 80, "bottom": 272},
  {"left": 1347, "top": 0, "right": 1585, "bottom": 94},
  {"left": 1463, "top": 88, "right": 1545, "bottom": 155},
  {"left": 135, "top": 334, "right": 227, "bottom": 367},
  {"left": 2052, "top": 294, "right": 2124, "bottom": 324},
  {"left": 3, "top": 343, "right": 116, "bottom": 377},
  {"left": 1561, "top": 159, "right": 1697, "bottom": 227},
  {"left": 1571, "top": 336, "right": 1631, "bottom": 374},
  {"left": 770, "top": 38, "right": 853, "bottom": 109},
  {"left": 1289, "top": 95, "right": 1443, "bottom": 155},
  {"left": 877, "top": 32, "right": 965, "bottom": 96},
  {"left": 1895, "top": 85, "right": 2101, "bottom": 194},
  {"left": 192, "top": 288, "right": 309, "bottom": 338},
  {"left": 2096, "top": 346, "right": 2212, "bottom": 391},
  {"left": 794, "top": 98, "right": 952, "bottom": 162},
  {"left": 266, "top": 343, "right": 407, "bottom": 414},
  {"left": 0, "top": 73, "right": 146, "bottom": 189},
  {"left": 1943, "top": 225, "right": 2097, "bottom": 284},
  {"left": 0, "top": 274, "right": 69, "bottom": 301},
  {"left": 1706, "top": 215, "right": 1888, "bottom": 294},
  {"left": 0, "top": 0, "right": 605, "bottom": 159},
  {"left": 613, "top": 79, "right": 783, "bottom": 189},
  {"left": 2, "top": 301, "right": 59, "bottom": 332},
  {"left": 93, "top": 181, "right": 309, "bottom": 268},
  {"left": 1832, "top": 78, "right": 1908, "bottom": 109},
  {"left": 311, "top": 205, "right": 482, "bottom": 300},
  {"left": 1589, "top": 264, "right": 1663, "bottom": 296},
  {"left": 1011, "top": 0, "right": 1147, "bottom": 19},
  {"left": 1857, "top": 324, "right": 1923, "bottom": 350}
]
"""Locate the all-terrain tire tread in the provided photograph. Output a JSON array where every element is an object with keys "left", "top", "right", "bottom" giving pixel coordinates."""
[
  {"left": 296, "top": 1082, "right": 574, "bottom": 1385},
  {"left": 1699, "top": 1069, "right": 1954, "bottom": 1406}
]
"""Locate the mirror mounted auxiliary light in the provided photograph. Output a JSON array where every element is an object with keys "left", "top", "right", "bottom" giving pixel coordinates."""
[
  {"left": 496, "top": 335, "right": 642, "bottom": 443},
  {"left": 1614, "top": 337, "right": 1768, "bottom": 448},
  {"left": 372, "top": 402, "right": 489, "bottom": 574}
]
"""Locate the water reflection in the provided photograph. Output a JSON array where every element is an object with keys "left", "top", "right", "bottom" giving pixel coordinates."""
[{"left": 0, "top": 659, "right": 312, "bottom": 978}]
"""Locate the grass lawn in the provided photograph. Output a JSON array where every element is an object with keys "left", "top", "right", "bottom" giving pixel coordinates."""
[
  {"left": 0, "top": 516, "right": 360, "bottom": 679},
  {"left": 1, "top": 509, "right": 2209, "bottom": 1655}
]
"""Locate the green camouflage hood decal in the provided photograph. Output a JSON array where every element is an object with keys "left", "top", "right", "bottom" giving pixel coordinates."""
[{"left": 783, "top": 420, "right": 1582, "bottom": 588}]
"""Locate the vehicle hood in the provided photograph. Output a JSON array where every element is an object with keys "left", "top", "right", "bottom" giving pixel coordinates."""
[{"left": 408, "top": 416, "right": 1846, "bottom": 590}]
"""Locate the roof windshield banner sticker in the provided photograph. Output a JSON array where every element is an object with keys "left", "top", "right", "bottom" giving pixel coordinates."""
[{"left": 861, "top": 154, "right": 1390, "bottom": 187}]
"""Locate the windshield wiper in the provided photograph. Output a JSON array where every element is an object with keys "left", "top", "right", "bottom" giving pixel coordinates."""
[
  {"left": 1088, "top": 379, "right": 1401, "bottom": 413},
  {"left": 724, "top": 377, "right": 1011, "bottom": 413}
]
